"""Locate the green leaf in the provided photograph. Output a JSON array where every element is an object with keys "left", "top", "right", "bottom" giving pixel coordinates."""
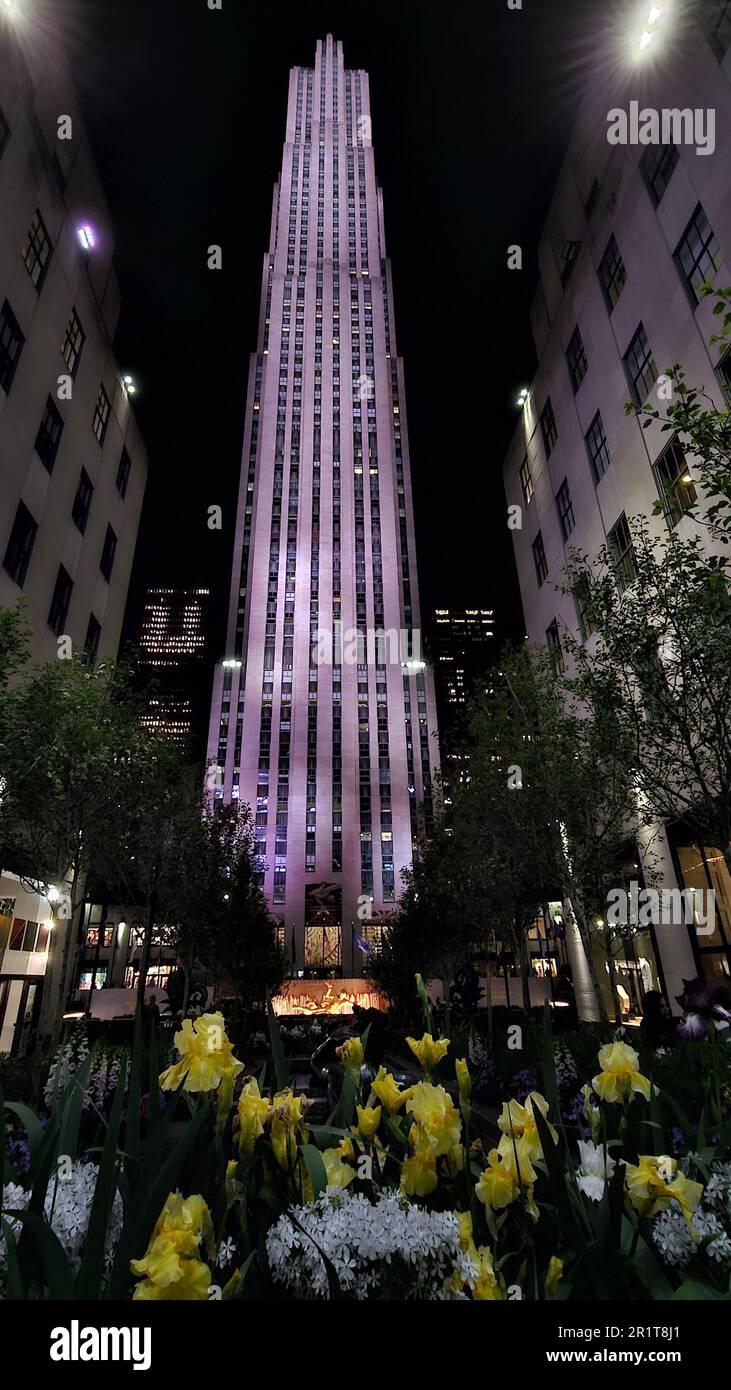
[
  {"left": 5, "top": 1102, "right": 45, "bottom": 1175},
  {"left": 627, "top": 1222, "right": 674, "bottom": 1299},
  {"left": 300, "top": 1143, "right": 328, "bottom": 1199},
  {"left": 75, "top": 1058, "right": 128, "bottom": 1300},
  {"left": 672, "top": 1279, "right": 731, "bottom": 1300},
  {"left": 7, "top": 1208, "right": 76, "bottom": 1299},
  {"left": 267, "top": 994, "right": 290, "bottom": 1092},
  {"left": 125, "top": 1013, "right": 143, "bottom": 1169},
  {"left": 147, "top": 1021, "right": 161, "bottom": 1149},
  {"left": 58, "top": 1046, "right": 95, "bottom": 1162},
  {"left": 328, "top": 1071, "right": 356, "bottom": 1131},
  {"left": 0, "top": 1216, "right": 24, "bottom": 1299},
  {"left": 108, "top": 1095, "right": 210, "bottom": 1299}
]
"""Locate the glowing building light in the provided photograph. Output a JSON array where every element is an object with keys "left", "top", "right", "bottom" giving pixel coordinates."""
[
  {"left": 122, "top": 374, "right": 137, "bottom": 396},
  {"left": 77, "top": 225, "right": 96, "bottom": 251},
  {"left": 222, "top": 657, "right": 243, "bottom": 669}
]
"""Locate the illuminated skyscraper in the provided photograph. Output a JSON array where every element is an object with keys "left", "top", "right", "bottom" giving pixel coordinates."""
[
  {"left": 207, "top": 36, "right": 440, "bottom": 976},
  {"left": 139, "top": 587, "right": 210, "bottom": 746}
]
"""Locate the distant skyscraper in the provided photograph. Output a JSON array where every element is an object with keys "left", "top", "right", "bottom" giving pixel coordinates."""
[
  {"left": 432, "top": 608, "right": 495, "bottom": 728},
  {"left": 139, "top": 587, "right": 210, "bottom": 746},
  {"left": 208, "top": 36, "right": 440, "bottom": 976}
]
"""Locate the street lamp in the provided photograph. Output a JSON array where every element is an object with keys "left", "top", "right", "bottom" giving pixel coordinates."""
[{"left": 634, "top": 1, "right": 668, "bottom": 57}]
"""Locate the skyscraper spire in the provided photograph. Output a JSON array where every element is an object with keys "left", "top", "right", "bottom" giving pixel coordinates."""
[{"left": 208, "top": 38, "right": 440, "bottom": 976}]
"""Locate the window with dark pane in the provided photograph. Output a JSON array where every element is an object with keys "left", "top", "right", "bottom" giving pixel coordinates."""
[
  {"left": 674, "top": 204, "right": 721, "bottom": 305},
  {"left": 0, "top": 104, "right": 9, "bottom": 160},
  {"left": 92, "top": 384, "right": 111, "bottom": 445},
  {"left": 540, "top": 397, "right": 558, "bottom": 457},
  {"left": 21, "top": 208, "right": 53, "bottom": 292},
  {"left": 532, "top": 530, "right": 548, "bottom": 587},
  {"left": 623, "top": 323, "right": 658, "bottom": 406},
  {"left": 546, "top": 619, "right": 565, "bottom": 674},
  {"left": 100, "top": 523, "right": 117, "bottom": 581},
  {"left": 61, "top": 308, "right": 85, "bottom": 378},
  {"left": 519, "top": 455, "right": 534, "bottom": 506},
  {"left": 556, "top": 478, "right": 576, "bottom": 541},
  {"left": 3, "top": 501, "right": 37, "bottom": 587},
  {"left": 598, "top": 234, "right": 627, "bottom": 312},
  {"left": 0, "top": 299, "right": 25, "bottom": 394},
  {"left": 640, "top": 144, "right": 678, "bottom": 206},
  {"left": 565, "top": 324, "right": 588, "bottom": 393},
  {"left": 573, "top": 574, "right": 596, "bottom": 640},
  {"left": 72, "top": 467, "right": 94, "bottom": 534},
  {"left": 716, "top": 346, "right": 731, "bottom": 404},
  {"left": 34, "top": 396, "right": 64, "bottom": 472},
  {"left": 48, "top": 565, "right": 73, "bottom": 636},
  {"left": 116, "top": 447, "right": 132, "bottom": 499},
  {"left": 85, "top": 613, "right": 102, "bottom": 662},
  {"left": 608, "top": 512, "right": 637, "bottom": 592},
  {"left": 585, "top": 411, "right": 611, "bottom": 484}
]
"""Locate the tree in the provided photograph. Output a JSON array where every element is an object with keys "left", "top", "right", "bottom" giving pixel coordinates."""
[
  {"left": 566, "top": 520, "right": 731, "bottom": 887},
  {"left": 0, "top": 651, "right": 155, "bottom": 1045},
  {"left": 634, "top": 283, "right": 731, "bottom": 542}
]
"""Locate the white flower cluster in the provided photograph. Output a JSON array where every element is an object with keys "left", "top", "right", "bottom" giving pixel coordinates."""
[
  {"left": 44, "top": 1034, "right": 124, "bottom": 1113},
  {"left": 0, "top": 1161, "right": 123, "bottom": 1285},
  {"left": 653, "top": 1161, "right": 731, "bottom": 1272},
  {"left": 266, "top": 1188, "right": 473, "bottom": 1300}
]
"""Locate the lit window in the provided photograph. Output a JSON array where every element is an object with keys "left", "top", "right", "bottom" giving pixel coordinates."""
[{"left": 654, "top": 439, "right": 697, "bottom": 527}]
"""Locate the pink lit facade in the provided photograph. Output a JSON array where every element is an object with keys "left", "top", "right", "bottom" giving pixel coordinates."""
[{"left": 207, "top": 37, "right": 440, "bottom": 976}]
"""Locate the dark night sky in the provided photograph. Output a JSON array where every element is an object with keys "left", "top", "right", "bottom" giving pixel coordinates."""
[{"left": 60, "top": 0, "right": 594, "bottom": 670}]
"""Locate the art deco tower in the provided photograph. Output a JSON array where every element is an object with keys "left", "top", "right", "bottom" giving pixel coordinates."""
[{"left": 208, "top": 36, "right": 440, "bottom": 977}]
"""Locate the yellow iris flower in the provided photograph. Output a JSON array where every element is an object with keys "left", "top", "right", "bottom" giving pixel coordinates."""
[
  {"left": 371, "top": 1065, "right": 414, "bottom": 1113},
  {"left": 592, "top": 1041, "right": 652, "bottom": 1105},
  {"left": 406, "top": 1082, "right": 462, "bottom": 1157},
  {"left": 337, "top": 1036, "right": 365, "bottom": 1079},
  {"left": 237, "top": 1077, "right": 271, "bottom": 1157},
  {"left": 406, "top": 1032, "right": 450, "bottom": 1074},
  {"left": 455, "top": 1057, "right": 471, "bottom": 1104},
  {"left": 545, "top": 1255, "right": 564, "bottom": 1297},
  {"left": 159, "top": 1012, "right": 244, "bottom": 1094},
  {"left": 497, "top": 1091, "right": 557, "bottom": 1162},
  {"left": 270, "top": 1088, "right": 311, "bottom": 1169},
  {"left": 401, "top": 1148, "right": 438, "bottom": 1197},
  {"left": 624, "top": 1155, "right": 703, "bottom": 1230},
  {"left": 321, "top": 1147, "right": 356, "bottom": 1189},
  {"left": 355, "top": 1103, "right": 382, "bottom": 1139},
  {"left": 131, "top": 1192, "right": 213, "bottom": 1301}
]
